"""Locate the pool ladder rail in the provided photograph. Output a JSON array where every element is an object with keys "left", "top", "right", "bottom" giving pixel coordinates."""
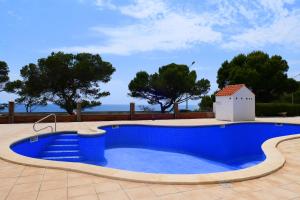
[{"left": 32, "top": 113, "right": 57, "bottom": 142}]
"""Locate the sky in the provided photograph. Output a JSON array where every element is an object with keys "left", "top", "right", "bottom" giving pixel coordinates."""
[{"left": 1, "top": 0, "right": 300, "bottom": 105}]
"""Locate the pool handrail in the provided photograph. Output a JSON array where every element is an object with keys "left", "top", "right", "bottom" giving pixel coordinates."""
[{"left": 33, "top": 113, "right": 57, "bottom": 134}]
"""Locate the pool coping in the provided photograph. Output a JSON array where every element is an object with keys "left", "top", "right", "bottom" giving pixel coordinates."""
[{"left": 1, "top": 121, "right": 300, "bottom": 184}]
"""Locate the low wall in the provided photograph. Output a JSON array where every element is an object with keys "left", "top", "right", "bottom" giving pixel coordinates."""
[
  {"left": 0, "top": 116, "right": 8, "bottom": 123},
  {"left": 0, "top": 112, "right": 214, "bottom": 124},
  {"left": 176, "top": 112, "right": 215, "bottom": 119},
  {"left": 132, "top": 113, "right": 174, "bottom": 120},
  {"left": 81, "top": 114, "right": 131, "bottom": 121},
  {"left": 13, "top": 115, "right": 77, "bottom": 123}
]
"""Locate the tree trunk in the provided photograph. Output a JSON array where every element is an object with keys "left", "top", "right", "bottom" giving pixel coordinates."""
[
  {"left": 160, "top": 105, "right": 166, "bottom": 113},
  {"left": 66, "top": 107, "right": 74, "bottom": 115},
  {"left": 25, "top": 104, "right": 29, "bottom": 113}
]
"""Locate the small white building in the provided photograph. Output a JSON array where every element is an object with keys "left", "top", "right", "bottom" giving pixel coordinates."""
[{"left": 214, "top": 84, "right": 255, "bottom": 121}]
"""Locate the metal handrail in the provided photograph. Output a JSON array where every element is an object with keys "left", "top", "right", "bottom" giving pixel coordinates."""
[{"left": 33, "top": 113, "right": 56, "bottom": 133}]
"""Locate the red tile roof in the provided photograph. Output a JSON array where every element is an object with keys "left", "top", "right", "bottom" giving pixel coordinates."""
[{"left": 216, "top": 84, "right": 245, "bottom": 96}]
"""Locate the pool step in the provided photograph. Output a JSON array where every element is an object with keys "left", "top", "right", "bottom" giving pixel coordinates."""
[
  {"left": 41, "top": 156, "right": 82, "bottom": 162},
  {"left": 47, "top": 144, "right": 80, "bottom": 150},
  {"left": 59, "top": 133, "right": 77, "bottom": 137},
  {"left": 53, "top": 139, "right": 79, "bottom": 145},
  {"left": 55, "top": 139, "right": 79, "bottom": 142},
  {"left": 40, "top": 133, "right": 82, "bottom": 162},
  {"left": 42, "top": 150, "right": 80, "bottom": 157}
]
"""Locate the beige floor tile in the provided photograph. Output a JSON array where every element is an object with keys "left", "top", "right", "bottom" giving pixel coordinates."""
[
  {"left": 125, "top": 186, "right": 157, "bottom": 200},
  {"left": 37, "top": 188, "right": 67, "bottom": 200},
  {"left": 181, "top": 188, "right": 223, "bottom": 200},
  {"left": 43, "top": 171, "right": 67, "bottom": 181},
  {"left": 280, "top": 173, "right": 300, "bottom": 183},
  {"left": 231, "top": 180, "right": 266, "bottom": 192},
  {"left": 174, "top": 184, "right": 208, "bottom": 192},
  {"left": 149, "top": 184, "right": 179, "bottom": 196},
  {"left": 40, "top": 179, "right": 67, "bottom": 191},
  {"left": 68, "top": 176, "right": 93, "bottom": 187},
  {"left": 68, "top": 172, "right": 94, "bottom": 179},
  {"left": 16, "top": 174, "right": 43, "bottom": 184},
  {"left": 10, "top": 182, "right": 41, "bottom": 194},
  {"left": 249, "top": 188, "right": 300, "bottom": 200},
  {"left": 0, "top": 189, "right": 10, "bottom": 200},
  {"left": 92, "top": 176, "right": 112, "bottom": 184},
  {"left": 0, "top": 168, "right": 23, "bottom": 178},
  {"left": 6, "top": 191, "right": 38, "bottom": 200},
  {"left": 98, "top": 190, "right": 130, "bottom": 200},
  {"left": 224, "top": 192, "right": 258, "bottom": 200},
  {"left": 69, "top": 194, "right": 99, "bottom": 200},
  {"left": 118, "top": 180, "right": 146, "bottom": 189},
  {"left": 68, "top": 185, "right": 96, "bottom": 198},
  {"left": 94, "top": 182, "right": 122, "bottom": 193},
  {"left": 158, "top": 193, "right": 186, "bottom": 200},
  {"left": 44, "top": 169, "right": 66, "bottom": 174},
  {"left": 21, "top": 167, "right": 45, "bottom": 176},
  {"left": 0, "top": 177, "right": 17, "bottom": 190},
  {"left": 280, "top": 182, "right": 300, "bottom": 193},
  {"left": 263, "top": 174, "right": 294, "bottom": 186}
]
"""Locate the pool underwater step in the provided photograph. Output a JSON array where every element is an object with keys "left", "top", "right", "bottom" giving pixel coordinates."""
[
  {"left": 40, "top": 134, "right": 82, "bottom": 162},
  {"left": 44, "top": 150, "right": 80, "bottom": 153},
  {"left": 42, "top": 150, "right": 80, "bottom": 157},
  {"left": 59, "top": 133, "right": 78, "bottom": 137},
  {"left": 48, "top": 144, "right": 79, "bottom": 150},
  {"left": 41, "top": 156, "right": 82, "bottom": 162},
  {"left": 53, "top": 139, "right": 79, "bottom": 145},
  {"left": 55, "top": 139, "right": 79, "bottom": 142}
]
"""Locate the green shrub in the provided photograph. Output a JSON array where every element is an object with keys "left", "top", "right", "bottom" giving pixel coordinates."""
[{"left": 256, "top": 103, "right": 300, "bottom": 117}]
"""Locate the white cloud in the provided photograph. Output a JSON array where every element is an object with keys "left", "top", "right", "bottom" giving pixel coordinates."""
[
  {"left": 94, "top": 0, "right": 116, "bottom": 9},
  {"left": 223, "top": 10, "right": 300, "bottom": 49},
  {"left": 58, "top": 0, "right": 222, "bottom": 55},
  {"left": 119, "top": 0, "right": 167, "bottom": 19},
  {"left": 7, "top": 10, "right": 22, "bottom": 20},
  {"left": 57, "top": 0, "right": 300, "bottom": 55}
]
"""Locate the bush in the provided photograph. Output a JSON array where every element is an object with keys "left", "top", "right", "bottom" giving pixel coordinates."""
[{"left": 256, "top": 103, "right": 300, "bottom": 117}]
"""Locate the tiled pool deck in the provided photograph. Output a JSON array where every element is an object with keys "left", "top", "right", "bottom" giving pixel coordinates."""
[{"left": 0, "top": 118, "right": 300, "bottom": 199}]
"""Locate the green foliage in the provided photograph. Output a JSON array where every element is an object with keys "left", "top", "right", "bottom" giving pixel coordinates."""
[
  {"left": 5, "top": 64, "right": 47, "bottom": 112},
  {"left": 274, "top": 82, "right": 300, "bottom": 104},
  {"left": 217, "top": 51, "right": 298, "bottom": 102},
  {"left": 199, "top": 95, "right": 215, "bottom": 111},
  {"left": 38, "top": 52, "right": 115, "bottom": 114},
  {"left": 256, "top": 103, "right": 300, "bottom": 116},
  {"left": 0, "top": 61, "right": 9, "bottom": 92},
  {"left": 128, "top": 63, "right": 210, "bottom": 113}
]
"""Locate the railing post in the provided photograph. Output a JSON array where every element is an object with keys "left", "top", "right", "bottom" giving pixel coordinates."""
[
  {"left": 8, "top": 101, "right": 15, "bottom": 123},
  {"left": 76, "top": 102, "right": 81, "bottom": 122},
  {"left": 174, "top": 102, "right": 179, "bottom": 119},
  {"left": 130, "top": 102, "right": 135, "bottom": 120}
]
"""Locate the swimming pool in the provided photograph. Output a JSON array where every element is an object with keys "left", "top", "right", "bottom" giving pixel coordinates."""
[{"left": 11, "top": 123, "right": 300, "bottom": 174}]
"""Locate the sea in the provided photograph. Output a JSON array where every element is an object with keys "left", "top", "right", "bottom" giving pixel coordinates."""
[{"left": 0, "top": 104, "right": 199, "bottom": 113}]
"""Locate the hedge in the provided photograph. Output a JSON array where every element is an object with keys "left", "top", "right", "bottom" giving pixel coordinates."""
[{"left": 256, "top": 103, "right": 300, "bottom": 117}]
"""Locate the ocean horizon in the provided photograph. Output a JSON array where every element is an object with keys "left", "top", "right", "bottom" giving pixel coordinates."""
[{"left": 0, "top": 104, "right": 199, "bottom": 113}]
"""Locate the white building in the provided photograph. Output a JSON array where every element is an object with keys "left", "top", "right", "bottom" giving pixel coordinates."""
[{"left": 214, "top": 84, "right": 255, "bottom": 121}]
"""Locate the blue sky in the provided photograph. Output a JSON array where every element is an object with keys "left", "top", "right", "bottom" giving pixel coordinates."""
[{"left": 1, "top": 0, "right": 300, "bottom": 105}]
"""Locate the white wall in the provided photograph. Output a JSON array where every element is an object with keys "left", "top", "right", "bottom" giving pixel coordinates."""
[
  {"left": 215, "top": 86, "right": 255, "bottom": 121},
  {"left": 232, "top": 87, "right": 255, "bottom": 121},
  {"left": 215, "top": 96, "right": 234, "bottom": 121}
]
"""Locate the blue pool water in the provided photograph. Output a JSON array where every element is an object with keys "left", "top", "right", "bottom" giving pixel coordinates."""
[{"left": 11, "top": 123, "right": 300, "bottom": 174}]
